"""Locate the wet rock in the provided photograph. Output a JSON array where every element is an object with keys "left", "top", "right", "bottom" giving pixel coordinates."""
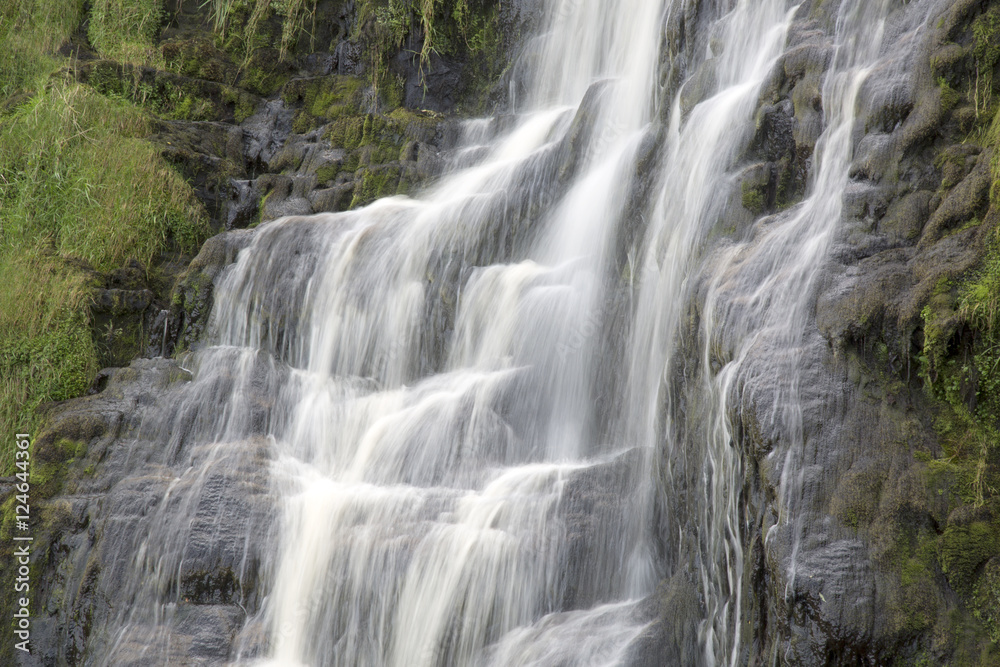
[
  {"left": 244, "top": 99, "right": 295, "bottom": 170},
  {"left": 151, "top": 119, "right": 248, "bottom": 226},
  {"left": 560, "top": 449, "right": 643, "bottom": 610},
  {"left": 335, "top": 40, "right": 364, "bottom": 76},
  {"left": 227, "top": 178, "right": 258, "bottom": 229},
  {"left": 679, "top": 57, "right": 718, "bottom": 119},
  {"left": 623, "top": 571, "right": 704, "bottom": 667},
  {"left": 169, "top": 229, "right": 257, "bottom": 353},
  {"left": 878, "top": 190, "right": 933, "bottom": 244},
  {"left": 920, "top": 148, "right": 992, "bottom": 245},
  {"left": 393, "top": 46, "right": 466, "bottom": 113},
  {"left": 309, "top": 183, "right": 356, "bottom": 213}
]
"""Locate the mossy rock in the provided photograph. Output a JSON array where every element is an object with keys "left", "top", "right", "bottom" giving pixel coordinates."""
[
  {"left": 239, "top": 48, "right": 293, "bottom": 96},
  {"left": 940, "top": 518, "right": 998, "bottom": 594},
  {"left": 974, "top": 557, "right": 1000, "bottom": 643},
  {"left": 78, "top": 59, "right": 259, "bottom": 123},
  {"left": 169, "top": 229, "right": 256, "bottom": 352},
  {"left": 30, "top": 414, "right": 106, "bottom": 497},
  {"left": 831, "top": 465, "right": 885, "bottom": 529},
  {"left": 350, "top": 165, "right": 402, "bottom": 207},
  {"left": 161, "top": 34, "right": 238, "bottom": 85},
  {"left": 740, "top": 164, "right": 771, "bottom": 215},
  {"left": 282, "top": 75, "right": 366, "bottom": 120}
]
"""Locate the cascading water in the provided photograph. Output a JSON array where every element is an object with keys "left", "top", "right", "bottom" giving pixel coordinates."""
[{"left": 76, "top": 0, "right": 928, "bottom": 665}]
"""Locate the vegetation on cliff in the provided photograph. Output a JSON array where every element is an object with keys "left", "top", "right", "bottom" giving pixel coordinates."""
[
  {"left": 845, "top": 4, "right": 1000, "bottom": 660},
  {"left": 0, "top": 0, "right": 210, "bottom": 460}
]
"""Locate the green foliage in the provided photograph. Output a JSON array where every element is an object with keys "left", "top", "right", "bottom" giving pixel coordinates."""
[
  {"left": 973, "top": 8, "right": 1000, "bottom": 119},
  {"left": 88, "top": 0, "right": 165, "bottom": 65},
  {"left": 240, "top": 58, "right": 291, "bottom": 96},
  {"left": 0, "top": 0, "right": 83, "bottom": 99},
  {"left": 355, "top": 0, "right": 499, "bottom": 104},
  {"left": 0, "top": 76, "right": 209, "bottom": 475},
  {"left": 741, "top": 180, "right": 765, "bottom": 214},
  {"left": 940, "top": 522, "right": 999, "bottom": 594},
  {"left": 0, "top": 83, "right": 210, "bottom": 270},
  {"left": 974, "top": 558, "right": 1000, "bottom": 643},
  {"left": 206, "top": 0, "right": 317, "bottom": 58},
  {"left": 919, "top": 284, "right": 998, "bottom": 509},
  {"left": 0, "top": 251, "right": 99, "bottom": 474}
]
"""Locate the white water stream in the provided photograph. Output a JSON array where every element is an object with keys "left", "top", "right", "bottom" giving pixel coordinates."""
[{"left": 96, "top": 0, "right": 909, "bottom": 664}]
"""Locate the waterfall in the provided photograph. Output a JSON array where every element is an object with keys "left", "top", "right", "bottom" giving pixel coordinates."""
[{"left": 83, "top": 0, "right": 924, "bottom": 664}]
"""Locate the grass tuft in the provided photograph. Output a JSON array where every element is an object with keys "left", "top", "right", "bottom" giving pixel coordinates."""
[
  {"left": 1, "top": 82, "right": 209, "bottom": 270},
  {"left": 0, "top": 250, "right": 99, "bottom": 463},
  {"left": 87, "top": 0, "right": 165, "bottom": 66}
]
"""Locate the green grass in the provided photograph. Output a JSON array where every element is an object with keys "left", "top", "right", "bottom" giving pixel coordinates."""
[
  {"left": 972, "top": 7, "right": 1000, "bottom": 119},
  {"left": 87, "top": 0, "right": 165, "bottom": 66},
  {"left": 0, "top": 82, "right": 208, "bottom": 270},
  {"left": 0, "top": 0, "right": 83, "bottom": 99},
  {"left": 353, "top": 0, "right": 500, "bottom": 105},
  {"left": 0, "top": 251, "right": 99, "bottom": 445},
  {"left": 0, "top": 0, "right": 211, "bottom": 474},
  {"left": 0, "top": 82, "right": 210, "bottom": 474}
]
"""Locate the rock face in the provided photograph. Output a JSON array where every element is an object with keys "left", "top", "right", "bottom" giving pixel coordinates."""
[
  {"left": 20, "top": 359, "right": 277, "bottom": 666},
  {"left": 15, "top": 0, "right": 1000, "bottom": 665},
  {"left": 665, "top": 0, "right": 1000, "bottom": 663}
]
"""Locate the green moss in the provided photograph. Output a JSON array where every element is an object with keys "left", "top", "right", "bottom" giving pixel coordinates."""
[
  {"left": 916, "top": 219, "right": 1000, "bottom": 512},
  {"left": 283, "top": 76, "right": 366, "bottom": 120},
  {"left": 832, "top": 467, "right": 884, "bottom": 529},
  {"left": 941, "top": 522, "right": 998, "bottom": 594},
  {"left": 162, "top": 35, "right": 237, "bottom": 84},
  {"left": 388, "top": 106, "right": 440, "bottom": 131},
  {"left": 30, "top": 438, "right": 86, "bottom": 497},
  {"left": 315, "top": 164, "right": 339, "bottom": 184},
  {"left": 383, "top": 73, "right": 406, "bottom": 109},
  {"left": 222, "top": 85, "right": 258, "bottom": 122},
  {"left": 974, "top": 558, "right": 1000, "bottom": 643},
  {"left": 742, "top": 180, "right": 766, "bottom": 214},
  {"left": 161, "top": 87, "right": 220, "bottom": 121},
  {"left": 325, "top": 115, "right": 368, "bottom": 149},
  {"left": 939, "top": 77, "right": 962, "bottom": 114},
  {"left": 886, "top": 525, "right": 942, "bottom": 635},
  {"left": 0, "top": 496, "right": 17, "bottom": 542},
  {"left": 350, "top": 167, "right": 401, "bottom": 207},
  {"left": 292, "top": 109, "right": 317, "bottom": 134},
  {"left": 240, "top": 63, "right": 290, "bottom": 97}
]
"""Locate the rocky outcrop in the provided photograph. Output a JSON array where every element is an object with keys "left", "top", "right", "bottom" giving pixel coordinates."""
[{"left": 719, "top": 0, "right": 1000, "bottom": 663}]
